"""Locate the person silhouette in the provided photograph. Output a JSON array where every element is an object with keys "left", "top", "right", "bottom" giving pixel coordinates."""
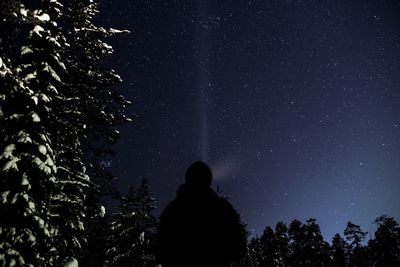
[{"left": 155, "top": 161, "right": 247, "bottom": 267}]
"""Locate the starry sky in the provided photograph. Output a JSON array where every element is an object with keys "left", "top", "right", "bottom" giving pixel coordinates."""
[{"left": 100, "top": 0, "right": 400, "bottom": 240}]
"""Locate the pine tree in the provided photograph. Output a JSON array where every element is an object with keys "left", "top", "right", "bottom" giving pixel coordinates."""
[
  {"left": 241, "top": 237, "right": 264, "bottom": 267},
  {"left": 302, "top": 218, "right": 331, "bottom": 266},
  {"left": 274, "top": 221, "right": 289, "bottom": 265},
  {"left": 259, "top": 226, "right": 279, "bottom": 266},
  {"left": 344, "top": 221, "right": 369, "bottom": 267},
  {"left": 331, "top": 233, "right": 349, "bottom": 267},
  {"left": 105, "top": 180, "right": 157, "bottom": 267},
  {"left": 63, "top": 3, "right": 131, "bottom": 260},
  {"left": 369, "top": 215, "right": 400, "bottom": 266},
  {"left": 80, "top": 196, "right": 110, "bottom": 267},
  {"left": 288, "top": 219, "right": 304, "bottom": 266}
]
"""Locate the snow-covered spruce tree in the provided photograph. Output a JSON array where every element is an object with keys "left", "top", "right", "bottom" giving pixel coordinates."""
[
  {"left": 1, "top": 0, "right": 130, "bottom": 265},
  {"left": 65, "top": 0, "right": 130, "bottom": 157},
  {"left": 62, "top": 0, "right": 130, "bottom": 263},
  {"left": 0, "top": 1, "right": 69, "bottom": 265},
  {"left": 105, "top": 180, "right": 157, "bottom": 267}
]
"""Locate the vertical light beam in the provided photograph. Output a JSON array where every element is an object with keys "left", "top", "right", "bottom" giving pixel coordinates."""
[{"left": 196, "top": 0, "right": 211, "bottom": 162}]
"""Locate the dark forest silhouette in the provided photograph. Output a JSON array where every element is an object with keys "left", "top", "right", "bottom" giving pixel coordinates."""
[{"left": 235, "top": 215, "right": 400, "bottom": 267}]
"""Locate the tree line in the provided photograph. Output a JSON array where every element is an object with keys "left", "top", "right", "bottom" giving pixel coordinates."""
[{"left": 234, "top": 215, "right": 400, "bottom": 267}]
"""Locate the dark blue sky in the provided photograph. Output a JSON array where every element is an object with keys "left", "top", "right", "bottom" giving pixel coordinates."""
[{"left": 101, "top": 0, "right": 400, "bottom": 239}]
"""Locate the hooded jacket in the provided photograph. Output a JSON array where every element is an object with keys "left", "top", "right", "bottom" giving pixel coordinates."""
[{"left": 155, "top": 183, "right": 246, "bottom": 267}]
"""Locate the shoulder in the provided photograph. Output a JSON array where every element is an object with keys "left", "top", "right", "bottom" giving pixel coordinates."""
[
  {"left": 215, "top": 196, "right": 239, "bottom": 217},
  {"left": 217, "top": 196, "right": 235, "bottom": 209},
  {"left": 160, "top": 199, "right": 179, "bottom": 219}
]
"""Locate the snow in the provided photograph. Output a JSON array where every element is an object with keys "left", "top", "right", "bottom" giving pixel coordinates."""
[
  {"left": 28, "top": 201, "right": 35, "bottom": 212},
  {"left": 32, "top": 25, "right": 45, "bottom": 37},
  {"left": 40, "top": 93, "right": 51, "bottom": 102},
  {"left": 109, "top": 28, "right": 130, "bottom": 34},
  {"left": 2, "top": 157, "right": 20, "bottom": 172},
  {"left": 53, "top": 55, "right": 66, "bottom": 70},
  {"left": 25, "top": 71, "right": 37, "bottom": 82},
  {"left": 47, "top": 36, "right": 62, "bottom": 48},
  {"left": 20, "top": 8, "right": 28, "bottom": 17},
  {"left": 18, "top": 130, "right": 32, "bottom": 144},
  {"left": 100, "top": 205, "right": 106, "bottom": 217},
  {"left": 10, "top": 192, "right": 18, "bottom": 204},
  {"left": 11, "top": 114, "right": 25, "bottom": 120},
  {"left": 33, "top": 157, "right": 52, "bottom": 174},
  {"left": 30, "top": 112, "right": 41, "bottom": 122},
  {"left": 35, "top": 13, "right": 50, "bottom": 22},
  {"left": 139, "top": 232, "right": 145, "bottom": 243},
  {"left": 32, "top": 96, "right": 38, "bottom": 105},
  {"left": 43, "top": 63, "right": 61, "bottom": 82},
  {"left": 45, "top": 155, "right": 54, "bottom": 167},
  {"left": 38, "top": 145, "right": 47, "bottom": 155},
  {"left": 21, "top": 175, "right": 29, "bottom": 186},
  {"left": 48, "top": 84, "right": 58, "bottom": 94},
  {"left": 1, "top": 191, "right": 11, "bottom": 203},
  {"left": 34, "top": 216, "right": 45, "bottom": 228},
  {"left": 21, "top": 46, "right": 33, "bottom": 55},
  {"left": 3, "top": 143, "right": 16, "bottom": 155}
]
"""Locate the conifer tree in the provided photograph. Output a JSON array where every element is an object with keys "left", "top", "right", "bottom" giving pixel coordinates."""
[
  {"left": 287, "top": 219, "right": 304, "bottom": 266},
  {"left": 105, "top": 180, "right": 157, "bottom": 267},
  {"left": 0, "top": 0, "right": 129, "bottom": 265},
  {"left": 274, "top": 221, "right": 289, "bottom": 266},
  {"left": 369, "top": 215, "right": 400, "bottom": 266},
  {"left": 331, "top": 233, "right": 349, "bottom": 267},
  {"left": 0, "top": 0, "right": 75, "bottom": 265},
  {"left": 344, "top": 221, "right": 369, "bottom": 267},
  {"left": 259, "top": 226, "right": 279, "bottom": 266},
  {"left": 302, "top": 218, "right": 331, "bottom": 266},
  {"left": 241, "top": 237, "right": 263, "bottom": 267}
]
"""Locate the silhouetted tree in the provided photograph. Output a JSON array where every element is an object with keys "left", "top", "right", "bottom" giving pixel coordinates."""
[
  {"left": 259, "top": 226, "right": 280, "bottom": 266},
  {"left": 288, "top": 219, "right": 304, "bottom": 266},
  {"left": 344, "top": 221, "right": 369, "bottom": 267},
  {"left": 369, "top": 215, "right": 400, "bottom": 266},
  {"left": 234, "top": 216, "right": 400, "bottom": 267},
  {"left": 240, "top": 237, "right": 263, "bottom": 267},
  {"left": 275, "top": 222, "right": 290, "bottom": 266},
  {"left": 105, "top": 180, "right": 157, "bottom": 267},
  {"left": 302, "top": 218, "right": 331, "bottom": 266},
  {"left": 331, "top": 233, "right": 349, "bottom": 267},
  {"left": 79, "top": 193, "right": 110, "bottom": 266}
]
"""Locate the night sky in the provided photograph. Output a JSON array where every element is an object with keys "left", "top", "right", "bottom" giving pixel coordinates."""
[{"left": 100, "top": 0, "right": 400, "bottom": 240}]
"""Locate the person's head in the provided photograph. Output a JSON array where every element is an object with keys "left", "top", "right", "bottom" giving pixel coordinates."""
[{"left": 185, "top": 161, "right": 212, "bottom": 187}]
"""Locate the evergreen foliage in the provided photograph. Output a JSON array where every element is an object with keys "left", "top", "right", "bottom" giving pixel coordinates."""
[
  {"left": 240, "top": 216, "right": 400, "bottom": 267},
  {"left": 331, "top": 233, "right": 349, "bottom": 266},
  {"left": 105, "top": 180, "right": 157, "bottom": 267},
  {"left": 0, "top": 0, "right": 129, "bottom": 265},
  {"left": 369, "top": 215, "right": 400, "bottom": 266}
]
